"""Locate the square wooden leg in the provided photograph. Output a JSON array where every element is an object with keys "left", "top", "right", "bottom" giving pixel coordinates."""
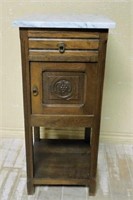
[
  {"left": 85, "top": 127, "right": 91, "bottom": 144},
  {"left": 34, "top": 127, "right": 40, "bottom": 142},
  {"left": 27, "top": 179, "right": 35, "bottom": 195},
  {"left": 89, "top": 178, "right": 96, "bottom": 196}
]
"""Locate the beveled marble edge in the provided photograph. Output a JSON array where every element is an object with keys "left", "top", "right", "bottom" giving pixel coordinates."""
[{"left": 13, "top": 14, "right": 116, "bottom": 29}]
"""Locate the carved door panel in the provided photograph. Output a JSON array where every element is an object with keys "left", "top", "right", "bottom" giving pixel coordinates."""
[{"left": 31, "top": 62, "right": 98, "bottom": 115}]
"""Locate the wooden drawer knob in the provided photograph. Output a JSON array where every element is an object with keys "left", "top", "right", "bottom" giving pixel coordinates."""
[
  {"left": 32, "top": 86, "right": 38, "bottom": 96},
  {"left": 58, "top": 43, "right": 65, "bottom": 53}
]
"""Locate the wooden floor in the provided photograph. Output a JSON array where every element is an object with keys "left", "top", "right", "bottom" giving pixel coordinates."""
[{"left": 0, "top": 138, "right": 133, "bottom": 200}]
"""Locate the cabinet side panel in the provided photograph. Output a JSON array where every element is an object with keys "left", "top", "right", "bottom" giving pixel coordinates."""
[
  {"left": 90, "top": 30, "right": 108, "bottom": 185},
  {"left": 19, "top": 28, "right": 34, "bottom": 194}
]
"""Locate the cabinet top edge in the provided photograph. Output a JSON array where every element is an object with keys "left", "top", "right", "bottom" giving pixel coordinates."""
[{"left": 13, "top": 14, "right": 116, "bottom": 29}]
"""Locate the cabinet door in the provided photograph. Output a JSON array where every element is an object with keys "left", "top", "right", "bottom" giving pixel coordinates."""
[{"left": 30, "top": 62, "right": 97, "bottom": 115}]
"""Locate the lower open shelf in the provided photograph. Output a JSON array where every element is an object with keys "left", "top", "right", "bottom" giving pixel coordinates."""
[{"left": 33, "top": 139, "right": 91, "bottom": 184}]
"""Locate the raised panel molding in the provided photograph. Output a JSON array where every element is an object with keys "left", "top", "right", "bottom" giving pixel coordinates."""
[{"left": 43, "top": 71, "right": 85, "bottom": 105}]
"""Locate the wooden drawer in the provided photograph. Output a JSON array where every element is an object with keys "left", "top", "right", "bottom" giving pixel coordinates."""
[
  {"left": 29, "top": 38, "right": 99, "bottom": 50},
  {"left": 28, "top": 30, "right": 99, "bottom": 62}
]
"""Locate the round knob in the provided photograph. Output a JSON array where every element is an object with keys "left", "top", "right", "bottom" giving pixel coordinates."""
[
  {"left": 58, "top": 43, "right": 65, "bottom": 53},
  {"left": 32, "top": 86, "right": 38, "bottom": 96}
]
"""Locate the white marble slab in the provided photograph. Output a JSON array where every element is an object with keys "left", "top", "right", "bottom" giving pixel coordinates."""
[{"left": 13, "top": 14, "right": 116, "bottom": 29}]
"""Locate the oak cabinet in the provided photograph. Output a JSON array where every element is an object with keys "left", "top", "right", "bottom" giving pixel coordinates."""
[{"left": 20, "top": 28, "right": 108, "bottom": 196}]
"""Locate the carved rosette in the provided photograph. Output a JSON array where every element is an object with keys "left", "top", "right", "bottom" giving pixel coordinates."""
[{"left": 52, "top": 79, "right": 72, "bottom": 99}]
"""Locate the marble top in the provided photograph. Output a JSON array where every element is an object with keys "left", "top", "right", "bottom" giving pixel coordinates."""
[{"left": 13, "top": 14, "right": 116, "bottom": 29}]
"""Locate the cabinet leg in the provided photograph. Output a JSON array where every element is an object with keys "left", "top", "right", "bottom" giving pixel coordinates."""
[
  {"left": 89, "top": 122, "right": 100, "bottom": 196},
  {"left": 85, "top": 127, "right": 91, "bottom": 144},
  {"left": 34, "top": 127, "right": 40, "bottom": 142},
  {"left": 24, "top": 126, "right": 34, "bottom": 195},
  {"left": 27, "top": 179, "right": 35, "bottom": 195},
  {"left": 89, "top": 178, "right": 96, "bottom": 196}
]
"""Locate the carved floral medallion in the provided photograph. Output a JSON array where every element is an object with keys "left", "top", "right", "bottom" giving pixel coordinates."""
[{"left": 52, "top": 79, "right": 72, "bottom": 99}]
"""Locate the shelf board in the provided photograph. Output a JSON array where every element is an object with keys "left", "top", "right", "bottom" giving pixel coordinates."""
[{"left": 34, "top": 139, "right": 90, "bottom": 183}]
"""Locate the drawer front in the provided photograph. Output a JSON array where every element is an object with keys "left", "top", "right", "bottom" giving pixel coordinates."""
[
  {"left": 30, "top": 62, "right": 98, "bottom": 115},
  {"left": 28, "top": 30, "right": 99, "bottom": 62},
  {"left": 29, "top": 38, "right": 99, "bottom": 50}
]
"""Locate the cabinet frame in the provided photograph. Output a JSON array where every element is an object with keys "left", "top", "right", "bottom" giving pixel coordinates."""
[{"left": 20, "top": 28, "right": 108, "bottom": 196}]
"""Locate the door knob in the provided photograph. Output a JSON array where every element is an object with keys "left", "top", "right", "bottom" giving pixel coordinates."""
[{"left": 32, "top": 86, "right": 38, "bottom": 96}]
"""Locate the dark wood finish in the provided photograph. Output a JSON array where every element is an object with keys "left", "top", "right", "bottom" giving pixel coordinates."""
[
  {"left": 85, "top": 127, "right": 91, "bottom": 143},
  {"left": 19, "top": 28, "right": 108, "bottom": 196},
  {"left": 34, "top": 139, "right": 90, "bottom": 180},
  {"left": 29, "top": 38, "right": 99, "bottom": 50},
  {"left": 42, "top": 71, "right": 85, "bottom": 104},
  {"left": 34, "top": 127, "right": 40, "bottom": 142},
  {"left": 20, "top": 28, "right": 35, "bottom": 194},
  {"left": 29, "top": 50, "right": 98, "bottom": 62},
  {"left": 33, "top": 178, "right": 90, "bottom": 185},
  {"left": 30, "top": 115, "right": 94, "bottom": 127},
  {"left": 89, "top": 32, "right": 108, "bottom": 195},
  {"left": 28, "top": 29, "right": 100, "bottom": 38},
  {"left": 30, "top": 62, "right": 97, "bottom": 115}
]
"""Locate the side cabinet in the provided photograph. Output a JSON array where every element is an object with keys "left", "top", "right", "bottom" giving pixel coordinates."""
[{"left": 20, "top": 28, "right": 108, "bottom": 195}]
